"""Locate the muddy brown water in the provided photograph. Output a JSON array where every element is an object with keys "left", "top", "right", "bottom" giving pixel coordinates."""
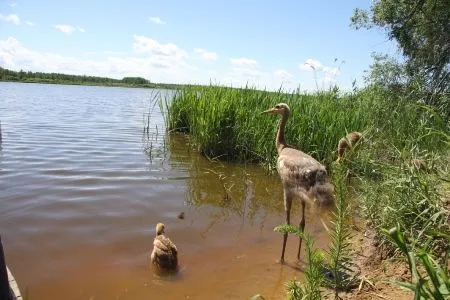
[{"left": 0, "top": 82, "right": 331, "bottom": 299}]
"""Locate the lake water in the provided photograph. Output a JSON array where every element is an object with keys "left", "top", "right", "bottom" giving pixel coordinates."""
[{"left": 0, "top": 82, "right": 330, "bottom": 299}]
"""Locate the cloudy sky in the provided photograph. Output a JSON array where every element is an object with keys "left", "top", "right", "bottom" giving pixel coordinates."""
[{"left": 0, "top": 0, "right": 398, "bottom": 91}]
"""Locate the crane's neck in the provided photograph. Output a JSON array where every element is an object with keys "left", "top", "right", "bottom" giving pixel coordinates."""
[{"left": 276, "top": 112, "right": 289, "bottom": 153}]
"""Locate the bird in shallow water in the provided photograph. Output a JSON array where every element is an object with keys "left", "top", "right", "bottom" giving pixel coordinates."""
[
  {"left": 336, "top": 132, "right": 362, "bottom": 163},
  {"left": 262, "top": 103, "right": 334, "bottom": 263},
  {"left": 150, "top": 223, "right": 178, "bottom": 272}
]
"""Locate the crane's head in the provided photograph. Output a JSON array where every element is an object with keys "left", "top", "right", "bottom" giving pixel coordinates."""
[
  {"left": 262, "top": 103, "right": 290, "bottom": 116},
  {"left": 156, "top": 222, "right": 165, "bottom": 236}
]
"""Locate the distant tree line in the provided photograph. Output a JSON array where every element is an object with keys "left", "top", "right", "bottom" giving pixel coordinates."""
[{"left": 0, "top": 66, "right": 188, "bottom": 89}]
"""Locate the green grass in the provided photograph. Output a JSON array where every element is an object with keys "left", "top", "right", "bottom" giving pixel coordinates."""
[
  {"left": 386, "top": 226, "right": 449, "bottom": 299},
  {"left": 161, "top": 83, "right": 449, "bottom": 299},
  {"left": 163, "top": 85, "right": 449, "bottom": 250},
  {"left": 163, "top": 85, "right": 447, "bottom": 168},
  {"left": 164, "top": 85, "right": 374, "bottom": 165}
]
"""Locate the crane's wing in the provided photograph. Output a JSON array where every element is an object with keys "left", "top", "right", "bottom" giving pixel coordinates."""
[{"left": 277, "top": 147, "right": 334, "bottom": 207}]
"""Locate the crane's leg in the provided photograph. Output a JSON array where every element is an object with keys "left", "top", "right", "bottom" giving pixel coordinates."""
[
  {"left": 297, "top": 200, "right": 306, "bottom": 260},
  {"left": 281, "top": 192, "right": 291, "bottom": 263}
]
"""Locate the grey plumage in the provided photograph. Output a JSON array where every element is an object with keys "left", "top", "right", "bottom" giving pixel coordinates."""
[{"left": 262, "top": 103, "right": 334, "bottom": 262}]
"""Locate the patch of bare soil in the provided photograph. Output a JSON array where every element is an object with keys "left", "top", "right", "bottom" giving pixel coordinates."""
[{"left": 337, "top": 226, "right": 413, "bottom": 300}]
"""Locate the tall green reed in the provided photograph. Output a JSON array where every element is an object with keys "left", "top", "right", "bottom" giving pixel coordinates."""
[{"left": 164, "top": 85, "right": 386, "bottom": 167}]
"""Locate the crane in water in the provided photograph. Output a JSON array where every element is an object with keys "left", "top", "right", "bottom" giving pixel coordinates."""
[{"left": 262, "top": 103, "right": 334, "bottom": 262}]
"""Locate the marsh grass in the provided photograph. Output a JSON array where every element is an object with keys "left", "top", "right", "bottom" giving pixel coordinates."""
[
  {"left": 161, "top": 83, "right": 449, "bottom": 299},
  {"left": 355, "top": 157, "right": 450, "bottom": 256},
  {"left": 164, "top": 85, "right": 447, "bottom": 169},
  {"left": 164, "top": 86, "right": 381, "bottom": 166},
  {"left": 163, "top": 83, "right": 449, "bottom": 250}
]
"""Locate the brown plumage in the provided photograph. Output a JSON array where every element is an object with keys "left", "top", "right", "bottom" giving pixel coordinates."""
[
  {"left": 262, "top": 103, "right": 334, "bottom": 262},
  {"left": 150, "top": 223, "right": 178, "bottom": 271},
  {"left": 336, "top": 131, "right": 362, "bottom": 163},
  {"left": 410, "top": 158, "right": 428, "bottom": 171}
]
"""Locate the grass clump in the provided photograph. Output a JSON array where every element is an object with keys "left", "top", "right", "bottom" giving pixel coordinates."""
[
  {"left": 275, "top": 224, "right": 325, "bottom": 300},
  {"left": 352, "top": 142, "right": 450, "bottom": 256}
]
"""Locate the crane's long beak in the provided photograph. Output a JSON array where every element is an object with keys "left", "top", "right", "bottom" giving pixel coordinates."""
[{"left": 261, "top": 108, "right": 275, "bottom": 114}]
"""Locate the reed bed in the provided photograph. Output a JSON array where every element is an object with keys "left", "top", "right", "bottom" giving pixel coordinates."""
[{"left": 164, "top": 85, "right": 447, "bottom": 168}]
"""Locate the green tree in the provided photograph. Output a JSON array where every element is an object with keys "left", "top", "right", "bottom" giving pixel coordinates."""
[
  {"left": 351, "top": 0, "right": 449, "bottom": 101},
  {"left": 122, "top": 76, "right": 149, "bottom": 85}
]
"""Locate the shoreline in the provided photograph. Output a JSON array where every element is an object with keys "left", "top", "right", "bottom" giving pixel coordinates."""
[{"left": 0, "top": 78, "right": 182, "bottom": 90}]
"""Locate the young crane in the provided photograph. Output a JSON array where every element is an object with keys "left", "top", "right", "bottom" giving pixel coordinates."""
[
  {"left": 336, "top": 132, "right": 362, "bottom": 163},
  {"left": 150, "top": 223, "right": 178, "bottom": 271},
  {"left": 262, "top": 103, "right": 334, "bottom": 263}
]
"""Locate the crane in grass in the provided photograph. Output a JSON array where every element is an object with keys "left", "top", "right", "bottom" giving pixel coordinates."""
[
  {"left": 262, "top": 103, "right": 334, "bottom": 263},
  {"left": 150, "top": 223, "right": 178, "bottom": 271},
  {"left": 336, "top": 132, "right": 363, "bottom": 163}
]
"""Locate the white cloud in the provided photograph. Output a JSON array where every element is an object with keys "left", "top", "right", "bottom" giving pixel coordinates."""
[
  {"left": 322, "top": 67, "right": 340, "bottom": 86},
  {"left": 230, "top": 67, "right": 263, "bottom": 79},
  {"left": 298, "top": 58, "right": 343, "bottom": 90},
  {"left": 104, "top": 50, "right": 124, "bottom": 55},
  {"left": 53, "top": 24, "right": 76, "bottom": 34},
  {"left": 132, "top": 35, "right": 187, "bottom": 61},
  {"left": 149, "top": 16, "right": 166, "bottom": 25},
  {"left": 25, "top": 21, "right": 35, "bottom": 26},
  {"left": 230, "top": 57, "right": 259, "bottom": 69},
  {"left": 0, "top": 36, "right": 333, "bottom": 92},
  {"left": 194, "top": 48, "right": 218, "bottom": 61},
  {"left": 323, "top": 66, "right": 340, "bottom": 76},
  {"left": 9, "top": 3, "right": 18, "bottom": 8},
  {"left": 274, "top": 69, "right": 293, "bottom": 82},
  {"left": 0, "top": 14, "right": 20, "bottom": 25},
  {"left": 53, "top": 24, "right": 85, "bottom": 34},
  {"left": 0, "top": 37, "right": 106, "bottom": 74},
  {"left": 0, "top": 36, "right": 199, "bottom": 84},
  {"left": 300, "top": 58, "right": 322, "bottom": 71}
]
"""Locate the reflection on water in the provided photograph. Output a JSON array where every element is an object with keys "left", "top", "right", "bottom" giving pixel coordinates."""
[
  {"left": 0, "top": 82, "right": 331, "bottom": 299},
  {"left": 168, "top": 133, "right": 284, "bottom": 234}
]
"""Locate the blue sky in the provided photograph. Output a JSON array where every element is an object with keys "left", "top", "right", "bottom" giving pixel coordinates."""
[{"left": 0, "top": 0, "right": 399, "bottom": 91}]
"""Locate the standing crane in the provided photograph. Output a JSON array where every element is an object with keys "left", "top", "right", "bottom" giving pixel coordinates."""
[{"left": 262, "top": 103, "right": 334, "bottom": 262}]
